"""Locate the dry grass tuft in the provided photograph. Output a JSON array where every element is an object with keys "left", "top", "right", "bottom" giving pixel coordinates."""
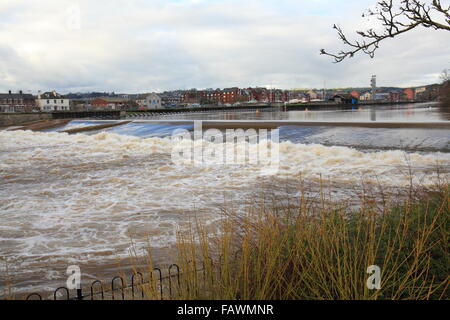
[{"left": 170, "top": 183, "right": 449, "bottom": 300}]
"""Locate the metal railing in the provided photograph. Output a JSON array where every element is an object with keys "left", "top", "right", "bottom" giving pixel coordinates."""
[{"left": 23, "top": 263, "right": 202, "bottom": 301}]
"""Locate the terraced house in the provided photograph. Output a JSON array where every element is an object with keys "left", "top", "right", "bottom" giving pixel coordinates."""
[{"left": 0, "top": 90, "right": 35, "bottom": 113}]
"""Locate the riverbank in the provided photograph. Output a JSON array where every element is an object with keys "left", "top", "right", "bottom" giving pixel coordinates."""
[
  {"left": 0, "top": 113, "right": 53, "bottom": 127},
  {"left": 171, "top": 184, "right": 449, "bottom": 300},
  {"left": 286, "top": 100, "right": 433, "bottom": 110},
  {"left": 7, "top": 119, "right": 71, "bottom": 131}
]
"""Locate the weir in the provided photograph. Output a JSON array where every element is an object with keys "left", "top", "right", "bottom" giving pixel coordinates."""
[
  {"left": 3, "top": 119, "right": 449, "bottom": 133},
  {"left": 127, "top": 119, "right": 450, "bottom": 130},
  {"left": 61, "top": 121, "right": 131, "bottom": 134}
]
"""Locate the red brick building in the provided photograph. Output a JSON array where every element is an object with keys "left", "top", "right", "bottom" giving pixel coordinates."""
[
  {"left": 389, "top": 91, "right": 401, "bottom": 102},
  {"left": 403, "top": 88, "right": 415, "bottom": 100},
  {"left": 204, "top": 90, "right": 222, "bottom": 104},
  {"left": 183, "top": 88, "right": 252, "bottom": 105},
  {"left": 350, "top": 90, "right": 360, "bottom": 99},
  {"left": 250, "top": 88, "right": 269, "bottom": 102},
  {"left": 221, "top": 88, "right": 240, "bottom": 104},
  {"left": 268, "top": 89, "right": 289, "bottom": 102},
  {"left": 91, "top": 97, "right": 129, "bottom": 109},
  {"left": 181, "top": 87, "right": 289, "bottom": 105},
  {"left": 182, "top": 90, "right": 205, "bottom": 104}
]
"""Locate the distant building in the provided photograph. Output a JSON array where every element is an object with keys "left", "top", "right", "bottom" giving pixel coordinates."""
[
  {"left": 134, "top": 94, "right": 147, "bottom": 107},
  {"left": 159, "top": 91, "right": 183, "bottom": 107},
  {"left": 288, "top": 90, "right": 308, "bottom": 103},
  {"left": 374, "top": 92, "right": 390, "bottom": 101},
  {"left": 359, "top": 91, "right": 372, "bottom": 101},
  {"left": 403, "top": 88, "right": 415, "bottom": 100},
  {"left": 0, "top": 90, "right": 35, "bottom": 113},
  {"left": 36, "top": 91, "right": 70, "bottom": 111},
  {"left": 250, "top": 88, "right": 269, "bottom": 103},
  {"left": 307, "top": 90, "right": 318, "bottom": 101},
  {"left": 204, "top": 89, "right": 223, "bottom": 105},
  {"left": 134, "top": 93, "right": 162, "bottom": 109},
  {"left": 182, "top": 89, "right": 203, "bottom": 104},
  {"left": 143, "top": 93, "right": 162, "bottom": 109},
  {"left": 239, "top": 88, "right": 253, "bottom": 102},
  {"left": 268, "top": 89, "right": 289, "bottom": 102},
  {"left": 414, "top": 87, "right": 426, "bottom": 98},
  {"left": 349, "top": 90, "right": 360, "bottom": 99},
  {"left": 389, "top": 91, "right": 401, "bottom": 102},
  {"left": 332, "top": 93, "right": 357, "bottom": 104},
  {"left": 91, "top": 97, "right": 129, "bottom": 109},
  {"left": 70, "top": 99, "right": 89, "bottom": 110},
  {"left": 416, "top": 85, "right": 439, "bottom": 101},
  {"left": 222, "top": 87, "right": 240, "bottom": 105},
  {"left": 182, "top": 88, "right": 260, "bottom": 106}
]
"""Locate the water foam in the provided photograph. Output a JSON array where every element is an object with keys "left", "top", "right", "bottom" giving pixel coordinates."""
[{"left": 0, "top": 129, "right": 448, "bottom": 283}]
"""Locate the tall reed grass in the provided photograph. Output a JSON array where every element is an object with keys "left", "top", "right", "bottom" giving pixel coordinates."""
[{"left": 156, "top": 183, "right": 449, "bottom": 300}]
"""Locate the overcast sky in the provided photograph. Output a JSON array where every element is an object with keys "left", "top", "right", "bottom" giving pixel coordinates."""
[{"left": 0, "top": 0, "right": 449, "bottom": 93}]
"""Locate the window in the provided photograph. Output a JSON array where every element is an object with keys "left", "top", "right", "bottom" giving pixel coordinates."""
[{"left": 47, "top": 100, "right": 50, "bottom": 104}]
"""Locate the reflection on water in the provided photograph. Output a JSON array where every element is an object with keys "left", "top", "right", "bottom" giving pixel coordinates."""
[
  {"left": 278, "top": 126, "right": 450, "bottom": 152},
  {"left": 130, "top": 103, "right": 450, "bottom": 122}
]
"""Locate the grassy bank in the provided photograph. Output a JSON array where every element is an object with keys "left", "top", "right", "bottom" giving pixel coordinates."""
[{"left": 148, "top": 184, "right": 449, "bottom": 300}]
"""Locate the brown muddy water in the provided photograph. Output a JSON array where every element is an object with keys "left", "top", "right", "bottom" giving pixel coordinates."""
[{"left": 1, "top": 103, "right": 449, "bottom": 298}]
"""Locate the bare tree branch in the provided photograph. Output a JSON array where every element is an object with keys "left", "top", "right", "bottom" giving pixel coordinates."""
[
  {"left": 441, "top": 68, "right": 450, "bottom": 82},
  {"left": 320, "top": 0, "right": 450, "bottom": 63}
]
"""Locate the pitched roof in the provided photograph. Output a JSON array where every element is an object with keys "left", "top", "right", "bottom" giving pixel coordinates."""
[
  {"left": 333, "top": 93, "right": 354, "bottom": 99},
  {"left": 0, "top": 93, "right": 34, "bottom": 99},
  {"left": 145, "top": 93, "right": 161, "bottom": 98},
  {"left": 40, "top": 91, "right": 64, "bottom": 99}
]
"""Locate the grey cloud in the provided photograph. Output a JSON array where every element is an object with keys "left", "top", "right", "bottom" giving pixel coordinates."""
[{"left": 0, "top": 0, "right": 448, "bottom": 93}]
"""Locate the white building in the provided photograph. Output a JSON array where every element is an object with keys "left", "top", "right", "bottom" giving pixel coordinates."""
[
  {"left": 414, "top": 87, "right": 426, "bottom": 99},
  {"left": 144, "top": 93, "right": 162, "bottom": 109},
  {"left": 36, "top": 91, "right": 70, "bottom": 111},
  {"left": 135, "top": 93, "right": 162, "bottom": 109},
  {"left": 359, "top": 91, "right": 372, "bottom": 101}
]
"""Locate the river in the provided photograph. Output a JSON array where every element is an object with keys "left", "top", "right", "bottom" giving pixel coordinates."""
[{"left": 0, "top": 103, "right": 449, "bottom": 297}]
